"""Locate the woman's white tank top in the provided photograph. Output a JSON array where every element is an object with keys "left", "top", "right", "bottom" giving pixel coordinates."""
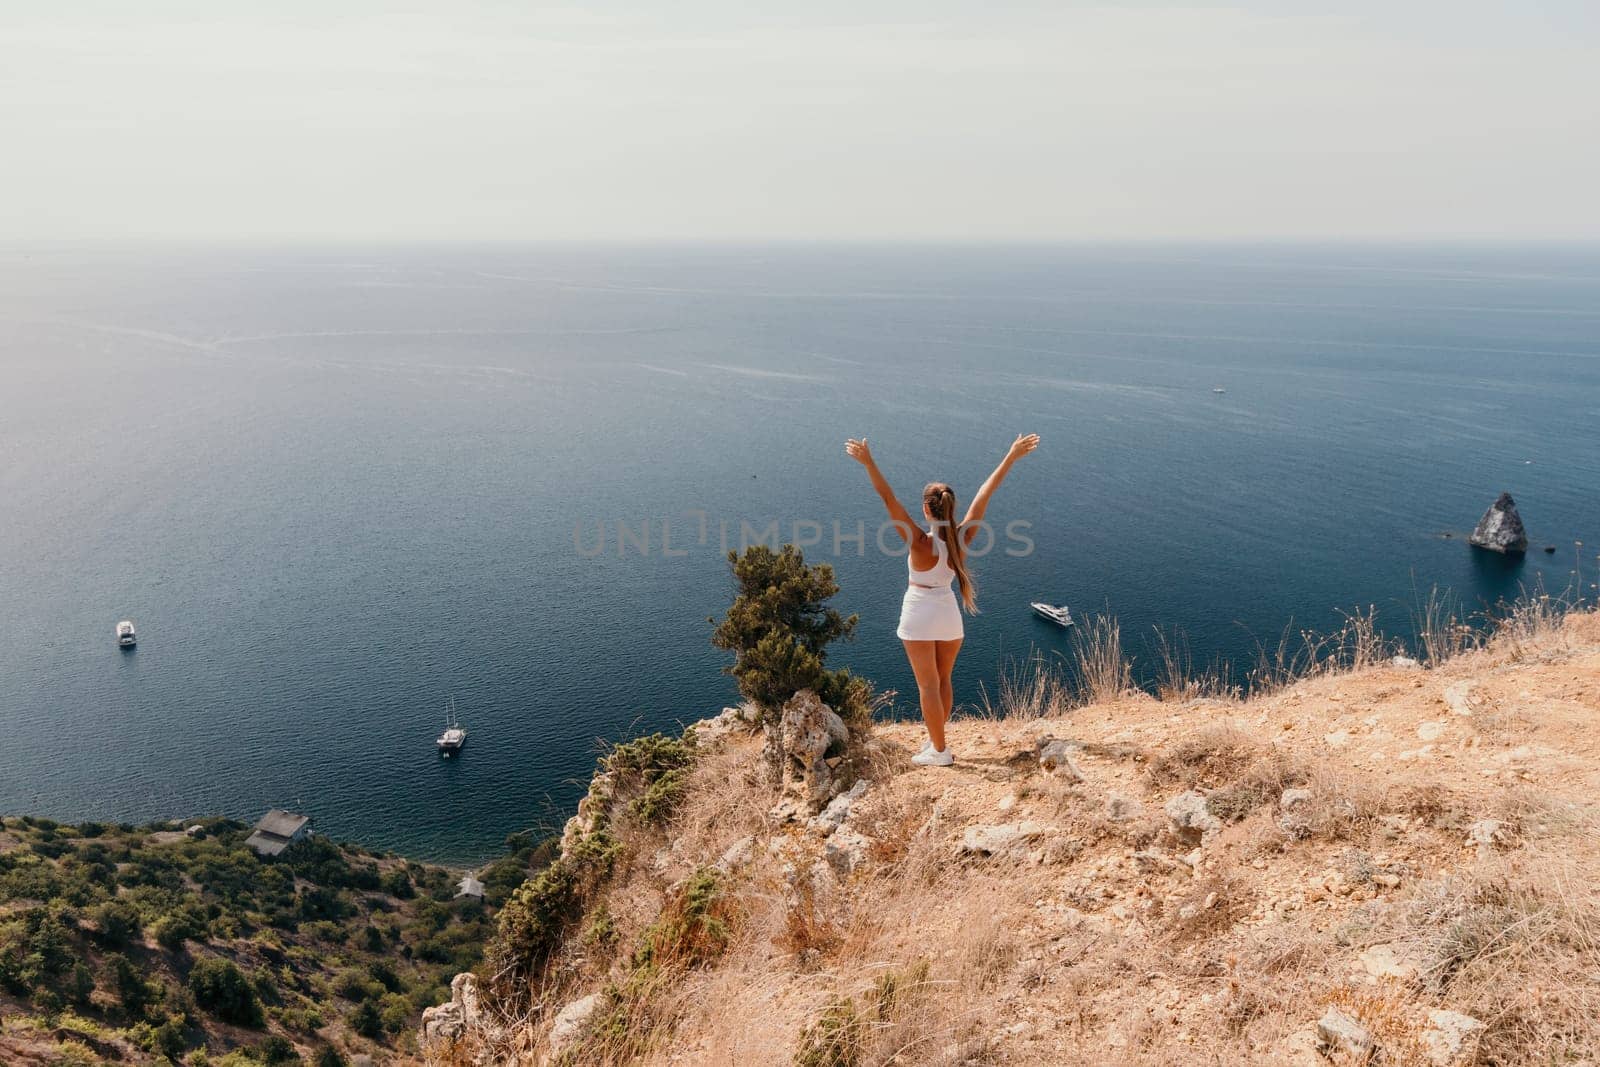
[{"left": 907, "top": 528, "right": 956, "bottom": 588}]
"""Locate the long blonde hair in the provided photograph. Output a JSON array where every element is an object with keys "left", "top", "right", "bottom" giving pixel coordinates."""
[{"left": 923, "top": 482, "right": 977, "bottom": 613}]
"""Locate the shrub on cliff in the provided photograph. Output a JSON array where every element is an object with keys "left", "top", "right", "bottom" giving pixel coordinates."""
[
  {"left": 485, "top": 829, "right": 621, "bottom": 1003},
  {"left": 711, "top": 545, "right": 871, "bottom": 773},
  {"left": 571, "top": 869, "right": 736, "bottom": 1061},
  {"left": 711, "top": 545, "right": 858, "bottom": 707},
  {"left": 631, "top": 867, "right": 732, "bottom": 973},
  {"left": 602, "top": 732, "right": 697, "bottom": 827}
]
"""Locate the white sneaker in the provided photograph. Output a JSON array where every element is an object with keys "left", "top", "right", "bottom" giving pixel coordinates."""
[
  {"left": 912, "top": 746, "right": 954, "bottom": 767},
  {"left": 918, "top": 738, "right": 933, "bottom": 754}
]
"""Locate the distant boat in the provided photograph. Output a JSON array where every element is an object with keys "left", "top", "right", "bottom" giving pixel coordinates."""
[
  {"left": 1212, "top": 386, "right": 1227, "bottom": 394},
  {"left": 1031, "top": 602, "right": 1074, "bottom": 627},
  {"left": 116, "top": 620, "right": 137, "bottom": 648},
  {"left": 437, "top": 698, "right": 467, "bottom": 755}
]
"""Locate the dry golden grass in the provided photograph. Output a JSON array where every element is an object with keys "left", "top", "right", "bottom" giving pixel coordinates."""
[
  {"left": 974, "top": 654, "right": 1073, "bottom": 722},
  {"left": 457, "top": 603, "right": 1600, "bottom": 1067},
  {"left": 1070, "top": 611, "right": 1135, "bottom": 704}
]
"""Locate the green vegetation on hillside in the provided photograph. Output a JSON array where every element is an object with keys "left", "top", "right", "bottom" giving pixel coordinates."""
[
  {"left": 0, "top": 815, "right": 522, "bottom": 1064},
  {"left": 486, "top": 730, "right": 697, "bottom": 1005}
]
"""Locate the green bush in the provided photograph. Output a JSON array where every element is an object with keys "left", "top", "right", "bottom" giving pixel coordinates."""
[
  {"left": 377, "top": 991, "right": 410, "bottom": 1033},
  {"left": 793, "top": 996, "right": 865, "bottom": 1067},
  {"left": 582, "top": 903, "right": 618, "bottom": 953},
  {"left": 632, "top": 868, "right": 732, "bottom": 973},
  {"left": 710, "top": 544, "right": 858, "bottom": 712},
  {"left": 153, "top": 907, "right": 206, "bottom": 950},
  {"left": 33, "top": 986, "right": 63, "bottom": 1016},
  {"left": 379, "top": 868, "right": 414, "bottom": 900},
  {"left": 367, "top": 960, "right": 403, "bottom": 993},
  {"left": 260, "top": 1035, "right": 300, "bottom": 1064},
  {"left": 351, "top": 998, "right": 383, "bottom": 1039},
  {"left": 333, "top": 968, "right": 381, "bottom": 1002},
  {"left": 151, "top": 1015, "right": 188, "bottom": 1060},
  {"left": 0, "top": 904, "right": 75, "bottom": 993},
  {"left": 92, "top": 900, "right": 142, "bottom": 947},
  {"left": 630, "top": 768, "right": 690, "bottom": 827},
  {"left": 69, "top": 960, "right": 95, "bottom": 1005},
  {"left": 187, "top": 957, "right": 264, "bottom": 1027},
  {"left": 485, "top": 830, "right": 620, "bottom": 1001},
  {"left": 109, "top": 952, "right": 154, "bottom": 1016},
  {"left": 45, "top": 1039, "right": 100, "bottom": 1067}
]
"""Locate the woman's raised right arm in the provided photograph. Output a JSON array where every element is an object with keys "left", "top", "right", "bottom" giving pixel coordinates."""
[{"left": 845, "top": 438, "right": 918, "bottom": 543}]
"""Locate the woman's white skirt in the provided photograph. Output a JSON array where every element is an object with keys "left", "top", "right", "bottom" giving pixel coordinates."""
[{"left": 896, "top": 586, "right": 964, "bottom": 641}]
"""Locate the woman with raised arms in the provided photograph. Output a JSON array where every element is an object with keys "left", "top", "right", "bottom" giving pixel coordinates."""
[{"left": 845, "top": 433, "right": 1040, "bottom": 766}]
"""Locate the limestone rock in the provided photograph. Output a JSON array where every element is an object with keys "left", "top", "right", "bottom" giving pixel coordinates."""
[
  {"left": 1391, "top": 655, "right": 1421, "bottom": 670},
  {"left": 959, "top": 822, "right": 1051, "bottom": 857},
  {"left": 1359, "top": 943, "right": 1420, "bottom": 982},
  {"left": 807, "top": 779, "right": 868, "bottom": 834},
  {"left": 715, "top": 835, "right": 755, "bottom": 873},
  {"left": 1165, "top": 791, "right": 1222, "bottom": 847},
  {"left": 1277, "top": 788, "right": 1316, "bottom": 837},
  {"left": 1132, "top": 849, "right": 1177, "bottom": 873},
  {"left": 1466, "top": 818, "right": 1507, "bottom": 858},
  {"left": 1469, "top": 491, "right": 1529, "bottom": 554},
  {"left": 825, "top": 828, "right": 873, "bottom": 877},
  {"left": 1036, "top": 738, "right": 1084, "bottom": 779},
  {"left": 549, "top": 992, "right": 604, "bottom": 1055},
  {"left": 1316, "top": 1008, "right": 1376, "bottom": 1060},
  {"left": 1280, "top": 788, "right": 1313, "bottom": 810},
  {"left": 1443, "top": 682, "right": 1478, "bottom": 717},
  {"left": 420, "top": 972, "right": 483, "bottom": 1052},
  {"left": 693, "top": 704, "right": 760, "bottom": 747},
  {"left": 1279, "top": 1028, "right": 1324, "bottom": 1067},
  {"left": 1422, "top": 1009, "right": 1485, "bottom": 1066},
  {"left": 1105, "top": 792, "right": 1141, "bottom": 822},
  {"left": 777, "top": 689, "right": 851, "bottom": 814}
]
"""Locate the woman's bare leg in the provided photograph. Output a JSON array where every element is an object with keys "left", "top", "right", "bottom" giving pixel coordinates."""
[
  {"left": 935, "top": 638, "right": 963, "bottom": 732},
  {"left": 902, "top": 639, "right": 946, "bottom": 752}
]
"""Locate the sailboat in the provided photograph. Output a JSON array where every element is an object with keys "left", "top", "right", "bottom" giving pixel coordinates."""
[{"left": 436, "top": 698, "right": 467, "bottom": 755}]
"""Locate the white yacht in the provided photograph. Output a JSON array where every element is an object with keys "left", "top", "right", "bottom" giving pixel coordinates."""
[
  {"left": 1212, "top": 386, "right": 1227, "bottom": 394},
  {"left": 436, "top": 699, "right": 467, "bottom": 755},
  {"left": 1030, "top": 602, "right": 1074, "bottom": 627},
  {"left": 116, "top": 620, "right": 137, "bottom": 648}
]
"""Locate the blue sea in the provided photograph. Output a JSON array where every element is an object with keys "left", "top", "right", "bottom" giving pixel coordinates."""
[{"left": 3, "top": 243, "right": 1597, "bottom": 865}]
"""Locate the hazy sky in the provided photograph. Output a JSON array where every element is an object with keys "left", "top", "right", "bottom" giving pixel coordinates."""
[{"left": 3, "top": 1, "right": 1598, "bottom": 242}]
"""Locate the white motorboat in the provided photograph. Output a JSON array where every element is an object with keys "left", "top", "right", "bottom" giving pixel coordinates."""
[
  {"left": 1030, "top": 602, "right": 1074, "bottom": 627},
  {"left": 116, "top": 620, "right": 137, "bottom": 648},
  {"left": 437, "top": 699, "right": 467, "bottom": 755}
]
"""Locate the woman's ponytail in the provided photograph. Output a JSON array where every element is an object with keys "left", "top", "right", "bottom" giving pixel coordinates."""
[{"left": 924, "top": 483, "right": 977, "bottom": 613}]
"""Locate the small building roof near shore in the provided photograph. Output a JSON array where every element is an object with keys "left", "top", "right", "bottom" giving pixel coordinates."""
[
  {"left": 246, "top": 809, "right": 312, "bottom": 857},
  {"left": 455, "top": 874, "right": 485, "bottom": 898}
]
